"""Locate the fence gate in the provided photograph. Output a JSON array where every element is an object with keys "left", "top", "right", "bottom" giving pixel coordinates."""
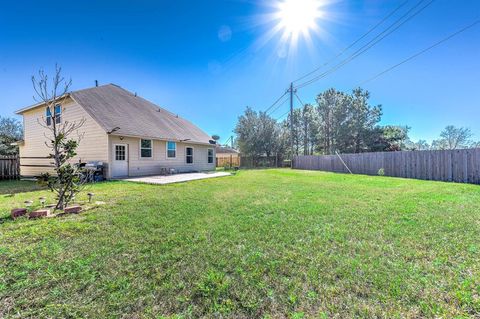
[{"left": 0, "top": 155, "right": 20, "bottom": 180}]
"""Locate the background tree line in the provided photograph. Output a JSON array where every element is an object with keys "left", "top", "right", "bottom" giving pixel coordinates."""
[
  {"left": 406, "top": 125, "right": 480, "bottom": 151},
  {"left": 0, "top": 116, "right": 23, "bottom": 155},
  {"left": 1, "top": 87, "right": 478, "bottom": 157},
  {"left": 234, "top": 88, "right": 479, "bottom": 158}
]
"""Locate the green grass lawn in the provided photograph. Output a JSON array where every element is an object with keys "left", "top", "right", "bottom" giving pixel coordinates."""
[
  {"left": 0, "top": 180, "right": 45, "bottom": 195},
  {"left": 1, "top": 169, "right": 479, "bottom": 318}
]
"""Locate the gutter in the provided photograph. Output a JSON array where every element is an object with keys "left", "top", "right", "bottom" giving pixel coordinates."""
[
  {"left": 15, "top": 93, "right": 70, "bottom": 114},
  {"left": 10, "top": 140, "right": 25, "bottom": 146},
  {"left": 108, "top": 133, "right": 214, "bottom": 146}
]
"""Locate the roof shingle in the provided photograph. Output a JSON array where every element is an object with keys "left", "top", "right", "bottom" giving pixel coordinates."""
[{"left": 70, "top": 84, "right": 212, "bottom": 144}]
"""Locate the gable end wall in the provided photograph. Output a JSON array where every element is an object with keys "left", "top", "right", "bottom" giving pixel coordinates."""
[{"left": 19, "top": 98, "right": 109, "bottom": 177}]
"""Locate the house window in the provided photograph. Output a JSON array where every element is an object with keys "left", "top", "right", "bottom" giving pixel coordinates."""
[
  {"left": 167, "top": 141, "right": 176, "bottom": 158},
  {"left": 140, "top": 139, "right": 152, "bottom": 158},
  {"left": 115, "top": 145, "right": 126, "bottom": 161},
  {"left": 208, "top": 149, "right": 214, "bottom": 164},
  {"left": 54, "top": 104, "right": 62, "bottom": 124},
  {"left": 186, "top": 147, "right": 194, "bottom": 164},
  {"left": 46, "top": 107, "right": 52, "bottom": 126}
]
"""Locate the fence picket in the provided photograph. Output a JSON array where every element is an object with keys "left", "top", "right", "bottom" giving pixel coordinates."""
[{"left": 0, "top": 155, "right": 20, "bottom": 180}]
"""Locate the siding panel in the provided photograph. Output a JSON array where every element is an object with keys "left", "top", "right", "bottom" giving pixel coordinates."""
[
  {"left": 19, "top": 98, "right": 109, "bottom": 177},
  {"left": 108, "top": 135, "right": 215, "bottom": 177}
]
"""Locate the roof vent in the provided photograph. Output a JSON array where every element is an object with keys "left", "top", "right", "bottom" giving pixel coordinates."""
[
  {"left": 134, "top": 92, "right": 137, "bottom": 97},
  {"left": 95, "top": 80, "right": 98, "bottom": 87}
]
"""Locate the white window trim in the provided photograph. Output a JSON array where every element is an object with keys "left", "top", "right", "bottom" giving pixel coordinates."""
[
  {"left": 46, "top": 107, "right": 52, "bottom": 126},
  {"left": 166, "top": 141, "right": 177, "bottom": 159},
  {"left": 54, "top": 104, "right": 62, "bottom": 124},
  {"left": 207, "top": 148, "right": 214, "bottom": 164},
  {"left": 139, "top": 139, "right": 153, "bottom": 159},
  {"left": 185, "top": 146, "right": 194, "bottom": 165},
  {"left": 114, "top": 144, "right": 128, "bottom": 161}
]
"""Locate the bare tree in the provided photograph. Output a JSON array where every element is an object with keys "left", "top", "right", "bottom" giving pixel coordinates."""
[
  {"left": 432, "top": 125, "right": 473, "bottom": 150},
  {"left": 33, "top": 64, "right": 86, "bottom": 210}
]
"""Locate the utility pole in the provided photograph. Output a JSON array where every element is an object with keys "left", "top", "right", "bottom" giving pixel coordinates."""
[
  {"left": 288, "top": 82, "right": 296, "bottom": 159},
  {"left": 231, "top": 135, "right": 234, "bottom": 149}
]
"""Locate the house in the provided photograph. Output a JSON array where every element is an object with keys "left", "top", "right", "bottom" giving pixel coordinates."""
[
  {"left": 15, "top": 84, "right": 216, "bottom": 178},
  {"left": 215, "top": 145, "right": 240, "bottom": 167}
]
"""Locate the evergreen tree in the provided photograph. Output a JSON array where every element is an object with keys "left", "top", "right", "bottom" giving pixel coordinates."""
[{"left": 0, "top": 116, "right": 23, "bottom": 155}]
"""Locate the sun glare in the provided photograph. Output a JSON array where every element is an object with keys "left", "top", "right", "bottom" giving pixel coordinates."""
[
  {"left": 277, "top": 0, "right": 323, "bottom": 36},
  {"left": 252, "top": 0, "right": 329, "bottom": 60}
]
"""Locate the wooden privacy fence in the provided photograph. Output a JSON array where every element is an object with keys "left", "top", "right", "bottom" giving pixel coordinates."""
[
  {"left": 216, "top": 156, "right": 241, "bottom": 168},
  {"left": 0, "top": 155, "right": 20, "bottom": 180},
  {"left": 293, "top": 148, "right": 480, "bottom": 184}
]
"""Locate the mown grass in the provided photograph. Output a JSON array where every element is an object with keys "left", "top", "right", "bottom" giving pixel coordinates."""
[
  {"left": 0, "top": 180, "right": 45, "bottom": 195},
  {"left": 1, "top": 169, "right": 479, "bottom": 318}
]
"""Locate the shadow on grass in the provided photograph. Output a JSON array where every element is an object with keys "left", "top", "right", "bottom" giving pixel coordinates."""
[
  {"left": 0, "top": 180, "right": 45, "bottom": 195},
  {"left": 0, "top": 215, "right": 13, "bottom": 224}
]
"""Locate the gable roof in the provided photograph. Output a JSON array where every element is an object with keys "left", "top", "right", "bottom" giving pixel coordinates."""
[{"left": 18, "top": 84, "right": 214, "bottom": 145}]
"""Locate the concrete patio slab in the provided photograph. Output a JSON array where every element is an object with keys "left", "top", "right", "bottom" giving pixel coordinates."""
[{"left": 121, "top": 172, "right": 231, "bottom": 185}]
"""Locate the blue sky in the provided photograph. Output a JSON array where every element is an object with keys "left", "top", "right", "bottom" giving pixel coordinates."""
[{"left": 1, "top": 0, "right": 479, "bottom": 144}]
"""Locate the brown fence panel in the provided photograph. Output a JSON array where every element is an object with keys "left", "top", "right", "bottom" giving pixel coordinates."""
[
  {"left": 293, "top": 149, "right": 480, "bottom": 185},
  {"left": 216, "top": 156, "right": 241, "bottom": 168},
  {"left": 0, "top": 155, "right": 20, "bottom": 180}
]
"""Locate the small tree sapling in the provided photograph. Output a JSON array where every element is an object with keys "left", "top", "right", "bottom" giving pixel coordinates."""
[{"left": 33, "top": 65, "right": 88, "bottom": 211}]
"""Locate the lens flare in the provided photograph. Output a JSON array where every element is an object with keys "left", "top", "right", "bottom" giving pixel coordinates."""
[
  {"left": 245, "top": 0, "right": 331, "bottom": 65},
  {"left": 276, "top": 0, "right": 323, "bottom": 36}
]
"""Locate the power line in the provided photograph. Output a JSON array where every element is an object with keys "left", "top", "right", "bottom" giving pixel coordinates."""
[
  {"left": 295, "top": 0, "right": 435, "bottom": 89},
  {"left": 276, "top": 109, "right": 291, "bottom": 121},
  {"left": 295, "top": 0, "right": 433, "bottom": 89},
  {"left": 263, "top": 91, "right": 288, "bottom": 113},
  {"left": 288, "top": 83, "right": 296, "bottom": 156},
  {"left": 267, "top": 94, "right": 290, "bottom": 116},
  {"left": 357, "top": 19, "right": 480, "bottom": 86},
  {"left": 294, "top": 92, "right": 306, "bottom": 107},
  {"left": 293, "top": 0, "right": 410, "bottom": 84},
  {"left": 277, "top": 19, "right": 479, "bottom": 121},
  {"left": 224, "top": 135, "right": 232, "bottom": 146},
  {"left": 266, "top": 0, "right": 430, "bottom": 120},
  {"left": 276, "top": 92, "right": 308, "bottom": 122}
]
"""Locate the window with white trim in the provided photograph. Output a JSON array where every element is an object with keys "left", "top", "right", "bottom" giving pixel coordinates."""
[
  {"left": 167, "top": 141, "right": 176, "bottom": 158},
  {"left": 208, "top": 148, "right": 214, "bottom": 164},
  {"left": 186, "top": 147, "right": 194, "bottom": 164},
  {"left": 140, "top": 139, "right": 152, "bottom": 158},
  {"left": 54, "top": 104, "right": 62, "bottom": 124},
  {"left": 115, "top": 145, "right": 126, "bottom": 161},
  {"left": 46, "top": 107, "right": 52, "bottom": 126}
]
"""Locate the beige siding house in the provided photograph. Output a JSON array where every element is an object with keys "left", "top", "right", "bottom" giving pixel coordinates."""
[{"left": 16, "top": 84, "right": 216, "bottom": 178}]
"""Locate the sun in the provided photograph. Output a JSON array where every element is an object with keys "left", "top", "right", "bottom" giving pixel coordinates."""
[
  {"left": 251, "top": 0, "right": 329, "bottom": 59},
  {"left": 276, "top": 0, "right": 323, "bottom": 37}
]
